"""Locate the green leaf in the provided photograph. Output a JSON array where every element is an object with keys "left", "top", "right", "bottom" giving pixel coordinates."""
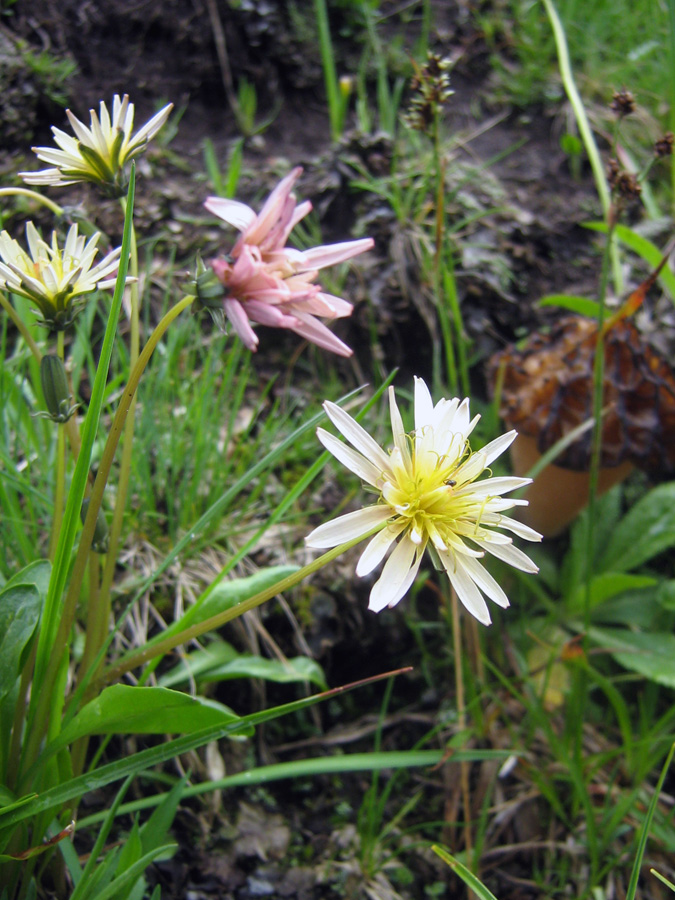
[
  {"left": 588, "top": 627, "right": 675, "bottom": 687},
  {"left": 432, "top": 846, "right": 500, "bottom": 900},
  {"left": 2, "top": 560, "right": 51, "bottom": 596},
  {"left": 590, "top": 586, "right": 664, "bottom": 629},
  {"left": 154, "top": 566, "right": 300, "bottom": 648},
  {"left": 598, "top": 483, "right": 675, "bottom": 573},
  {"left": 56, "top": 685, "right": 244, "bottom": 747},
  {"left": 0, "top": 583, "right": 42, "bottom": 703},
  {"left": 657, "top": 580, "right": 675, "bottom": 611},
  {"left": 199, "top": 655, "right": 327, "bottom": 689},
  {"left": 158, "top": 640, "right": 239, "bottom": 687},
  {"left": 183, "top": 565, "right": 300, "bottom": 628},
  {"left": 538, "top": 293, "right": 600, "bottom": 317},
  {"left": 159, "top": 641, "right": 327, "bottom": 690},
  {"left": 0, "top": 670, "right": 402, "bottom": 831},
  {"left": 584, "top": 223, "right": 675, "bottom": 300},
  {"left": 139, "top": 776, "right": 186, "bottom": 857},
  {"left": 568, "top": 572, "right": 657, "bottom": 614}
]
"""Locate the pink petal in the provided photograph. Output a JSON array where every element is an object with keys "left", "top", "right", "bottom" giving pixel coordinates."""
[
  {"left": 204, "top": 197, "right": 257, "bottom": 232},
  {"left": 224, "top": 298, "right": 258, "bottom": 351},
  {"left": 246, "top": 167, "right": 303, "bottom": 246},
  {"left": 245, "top": 300, "right": 300, "bottom": 328},
  {"left": 289, "top": 311, "right": 353, "bottom": 357},
  {"left": 301, "top": 238, "right": 374, "bottom": 270}
]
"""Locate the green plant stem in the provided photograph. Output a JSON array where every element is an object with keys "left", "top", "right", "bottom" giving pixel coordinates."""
[
  {"left": 102, "top": 526, "right": 386, "bottom": 685},
  {"left": 585, "top": 223, "right": 615, "bottom": 625},
  {"left": 450, "top": 587, "right": 472, "bottom": 858},
  {"left": 19, "top": 293, "right": 195, "bottom": 786},
  {"left": 541, "top": 0, "right": 622, "bottom": 296},
  {"left": 0, "top": 293, "right": 83, "bottom": 466},
  {"left": 314, "top": 0, "right": 343, "bottom": 140},
  {"left": 89, "top": 212, "right": 139, "bottom": 683},
  {"left": 0, "top": 292, "right": 42, "bottom": 362},
  {"left": 668, "top": 0, "right": 675, "bottom": 219},
  {"left": 48, "top": 331, "right": 67, "bottom": 562},
  {"left": 71, "top": 554, "right": 102, "bottom": 778},
  {"left": 0, "top": 187, "right": 64, "bottom": 217}
]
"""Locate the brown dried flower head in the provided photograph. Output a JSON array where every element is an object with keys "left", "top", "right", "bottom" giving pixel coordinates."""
[
  {"left": 654, "top": 132, "right": 674, "bottom": 158},
  {"left": 610, "top": 88, "right": 636, "bottom": 117},
  {"left": 404, "top": 52, "right": 453, "bottom": 133},
  {"left": 614, "top": 170, "right": 642, "bottom": 202}
]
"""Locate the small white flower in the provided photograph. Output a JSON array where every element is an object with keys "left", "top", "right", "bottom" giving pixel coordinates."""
[
  {"left": 0, "top": 222, "right": 130, "bottom": 329},
  {"left": 19, "top": 94, "right": 173, "bottom": 195},
  {"left": 305, "top": 377, "right": 542, "bottom": 624}
]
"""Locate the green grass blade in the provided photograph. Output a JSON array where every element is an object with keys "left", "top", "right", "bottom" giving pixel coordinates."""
[{"left": 29, "top": 168, "right": 135, "bottom": 701}]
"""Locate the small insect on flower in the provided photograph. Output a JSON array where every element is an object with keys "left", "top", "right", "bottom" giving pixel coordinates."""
[
  {"left": 19, "top": 94, "right": 173, "bottom": 196},
  {"left": 305, "top": 377, "right": 542, "bottom": 625},
  {"left": 0, "top": 222, "right": 131, "bottom": 330}
]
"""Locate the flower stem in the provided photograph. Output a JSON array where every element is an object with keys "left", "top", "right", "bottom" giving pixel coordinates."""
[
  {"left": 48, "top": 331, "right": 67, "bottom": 562},
  {"left": 0, "top": 187, "right": 64, "bottom": 217},
  {"left": 19, "top": 294, "right": 195, "bottom": 786},
  {"left": 0, "top": 292, "right": 42, "bottom": 363},
  {"left": 102, "top": 526, "right": 385, "bottom": 686},
  {"left": 88, "top": 210, "right": 139, "bottom": 682}
]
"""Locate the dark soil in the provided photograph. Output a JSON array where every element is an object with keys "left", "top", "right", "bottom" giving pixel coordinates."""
[{"left": 1, "top": 2, "right": 657, "bottom": 898}]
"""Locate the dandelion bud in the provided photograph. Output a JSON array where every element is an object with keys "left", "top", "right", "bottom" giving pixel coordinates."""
[
  {"left": 339, "top": 76, "right": 353, "bottom": 102},
  {"left": 187, "top": 255, "right": 225, "bottom": 310},
  {"left": 80, "top": 498, "right": 109, "bottom": 554},
  {"left": 40, "top": 355, "right": 78, "bottom": 423}
]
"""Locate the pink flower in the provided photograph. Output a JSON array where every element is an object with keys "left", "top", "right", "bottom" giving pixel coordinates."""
[{"left": 204, "top": 168, "right": 373, "bottom": 356}]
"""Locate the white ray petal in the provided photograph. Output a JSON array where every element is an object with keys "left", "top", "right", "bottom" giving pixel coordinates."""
[
  {"left": 413, "top": 376, "right": 434, "bottom": 430},
  {"left": 369, "top": 535, "right": 421, "bottom": 612},
  {"left": 356, "top": 522, "right": 407, "bottom": 576},
  {"left": 474, "top": 538, "right": 539, "bottom": 573},
  {"left": 305, "top": 505, "right": 391, "bottom": 548},
  {"left": 480, "top": 514, "right": 543, "bottom": 542},
  {"left": 317, "top": 427, "right": 384, "bottom": 487},
  {"left": 440, "top": 553, "right": 492, "bottom": 625},
  {"left": 457, "top": 555, "right": 510, "bottom": 609},
  {"left": 322, "top": 401, "right": 392, "bottom": 473},
  {"left": 480, "top": 430, "right": 518, "bottom": 467},
  {"left": 454, "top": 476, "right": 531, "bottom": 498}
]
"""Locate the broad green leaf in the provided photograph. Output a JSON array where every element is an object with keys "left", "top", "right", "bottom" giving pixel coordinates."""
[
  {"left": 585, "top": 223, "right": 675, "bottom": 300},
  {"left": 198, "top": 655, "right": 327, "bottom": 689},
  {"left": 0, "top": 583, "right": 41, "bottom": 703},
  {"left": 2, "top": 560, "right": 51, "bottom": 596},
  {"left": 538, "top": 294, "right": 600, "bottom": 317},
  {"left": 56, "top": 685, "right": 244, "bottom": 747},
  {"left": 590, "top": 586, "right": 665, "bottom": 629},
  {"left": 153, "top": 565, "right": 299, "bottom": 646},
  {"left": 0, "top": 670, "right": 403, "bottom": 830},
  {"left": 159, "top": 641, "right": 239, "bottom": 687},
  {"left": 656, "top": 580, "right": 675, "bottom": 611},
  {"left": 568, "top": 572, "right": 656, "bottom": 614},
  {"left": 160, "top": 641, "right": 327, "bottom": 690},
  {"left": 598, "top": 483, "right": 675, "bottom": 573},
  {"left": 589, "top": 627, "right": 675, "bottom": 687}
]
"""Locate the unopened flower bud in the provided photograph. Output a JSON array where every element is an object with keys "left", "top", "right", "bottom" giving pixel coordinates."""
[
  {"left": 80, "top": 498, "right": 109, "bottom": 554},
  {"left": 40, "top": 355, "right": 78, "bottom": 423},
  {"left": 339, "top": 76, "right": 353, "bottom": 102},
  {"left": 187, "top": 255, "right": 225, "bottom": 310}
]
